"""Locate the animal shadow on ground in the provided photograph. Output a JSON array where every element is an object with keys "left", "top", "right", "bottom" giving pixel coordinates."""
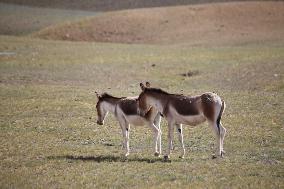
[{"left": 47, "top": 154, "right": 168, "bottom": 163}]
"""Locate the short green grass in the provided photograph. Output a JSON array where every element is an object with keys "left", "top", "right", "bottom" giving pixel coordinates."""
[{"left": 0, "top": 36, "right": 283, "bottom": 188}]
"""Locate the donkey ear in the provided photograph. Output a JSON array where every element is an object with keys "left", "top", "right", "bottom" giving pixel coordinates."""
[
  {"left": 140, "top": 83, "right": 146, "bottom": 91},
  {"left": 145, "top": 81, "right": 151, "bottom": 88},
  {"left": 95, "top": 91, "right": 101, "bottom": 98}
]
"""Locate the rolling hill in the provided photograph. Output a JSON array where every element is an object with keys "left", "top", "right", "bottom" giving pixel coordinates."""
[
  {"left": 33, "top": 1, "right": 284, "bottom": 45},
  {"left": 0, "top": 0, "right": 272, "bottom": 11},
  {"left": 0, "top": 3, "right": 99, "bottom": 35}
]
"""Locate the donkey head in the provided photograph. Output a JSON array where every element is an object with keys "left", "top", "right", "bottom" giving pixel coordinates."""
[
  {"left": 95, "top": 92, "right": 108, "bottom": 125},
  {"left": 137, "top": 82, "right": 152, "bottom": 116}
]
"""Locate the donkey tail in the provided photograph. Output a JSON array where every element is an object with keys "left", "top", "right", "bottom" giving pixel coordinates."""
[{"left": 216, "top": 100, "right": 226, "bottom": 135}]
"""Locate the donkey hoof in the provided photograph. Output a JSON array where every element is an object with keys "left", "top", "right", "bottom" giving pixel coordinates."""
[
  {"left": 164, "top": 155, "right": 170, "bottom": 161},
  {"left": 212, "top": 154, "right": 217, "bottom": 159},
  {"left": 154, "top": 152, "right": 160, "bottom": 157},
  {"left": 179, "top": 155, "right": 184, "bottom": 159},
  {"left": 221, "top": 151, "right": 225, "bottom": 158}
]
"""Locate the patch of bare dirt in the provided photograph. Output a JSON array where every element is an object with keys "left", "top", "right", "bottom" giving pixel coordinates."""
[
  {"left": 33, "top": 1, "right": 284, "bottom": 45},
  {"left": 181, "top": 70, "right": 200, "bottom": 77}
]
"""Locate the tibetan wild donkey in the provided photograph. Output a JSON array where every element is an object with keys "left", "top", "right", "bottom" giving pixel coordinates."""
[
  {"left": 95, "top": 87, "right": 162, "bottom": 157},
  {"left": 137, "top": 83, "right": 226, "bottom": 160}
]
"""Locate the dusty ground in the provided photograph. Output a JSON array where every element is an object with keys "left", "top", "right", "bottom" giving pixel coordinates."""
[
  {"left": 33, "top": 1, "right": 284, "bottom": 45},
  {"left": 1, "top": 35, "right": 283, "bottom": 189}
]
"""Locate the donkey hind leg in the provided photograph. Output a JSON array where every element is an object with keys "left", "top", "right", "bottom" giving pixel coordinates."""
[
  {"left": 209, "top": 121, "right": 222, "bottom": 157},
  {"left": 176, "top": 124, "right": 185, "bottom": 159},
  {"left": 119, "top": 117, "right": 130, "bottom": 157},
  {"left": 124, "top": 123, "right": 130, "bottom": 157},
  {"left": 170, "top": 140, "right": 174, "bottom": 151},
  {"left": 165, "top": 122, "right": 174, "bottom": 160},
  {"left": 148, "top": 122, "right": 161, "bottom": 157},
  {"left": 219, "top": 122, "right": 226, "bottom": 156},
  {"left": 153, "top": 115, "right": 162, "bottom": 155}
]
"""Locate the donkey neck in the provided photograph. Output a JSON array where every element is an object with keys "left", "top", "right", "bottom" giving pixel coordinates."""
[
  {"left": 102, "top": 97, "right": 121, "bottom": 114},
  {"left": 148, "top": 92, "right": 169, "bottom": 115},
  {"left": 144, "top": 106, "right": 159, "bottom": 121}
]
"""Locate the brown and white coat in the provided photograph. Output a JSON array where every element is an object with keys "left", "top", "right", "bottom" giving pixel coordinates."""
[
  {"left": 137, "top": 83, "right": 226, "bottom": 159},
  {"left": 96, "top": 92, "right": 162, "bottom": 157}
]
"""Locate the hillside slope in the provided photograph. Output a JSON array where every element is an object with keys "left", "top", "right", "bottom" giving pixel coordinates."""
[
  {"left": 32, "top": 2, "right": 284, "bottom": 44},
  {"left": 0, "top": 0, "right": 271, "bottom": 11},
  {"left": 0, "top": 3, "right": 98, "bottom": 35},
  {"left": 33, "top": 1, "right": 284, "bottom": 45}
]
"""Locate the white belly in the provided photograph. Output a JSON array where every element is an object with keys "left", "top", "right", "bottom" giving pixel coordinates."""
[
  {"left": 168, "top": 105, "right": 206, "bottom": 126},
  {"left": 175, "top": 114, "right": 206, "bottom": 126},
  {"left": 125, "top": 115, "right": 148, "bottom": 126}
]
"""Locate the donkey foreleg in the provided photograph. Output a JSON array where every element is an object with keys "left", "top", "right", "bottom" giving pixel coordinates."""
[
  {"left": 121, "top": 128, "right": 130, "bottom": 157},
  {"left": 176, "top": 124, "right": 185, "bottom": 159},
  {"left": 149, "top": 123, "right": 161, "bottom": 157},
  {"left": 154, "top": 115, "right": 162, "bottom": 155},
  {"left": 118, "top": 118, "right": 130, "bottom": 157}
]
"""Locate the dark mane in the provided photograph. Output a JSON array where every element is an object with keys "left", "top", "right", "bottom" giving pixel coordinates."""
[
  {"left": 100, "top": 93, "right": 124, "bottom": 100},
  {"left": 145, "top": 87, "right": 186, "bottom": 97},
  {"left": 146, "top": 88, "right": 171, "bottom": 95}
]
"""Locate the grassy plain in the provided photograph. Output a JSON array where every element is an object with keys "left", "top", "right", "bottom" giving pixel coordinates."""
[{"left": 0, "top": 35, "right": 283, "bottom": 188}]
